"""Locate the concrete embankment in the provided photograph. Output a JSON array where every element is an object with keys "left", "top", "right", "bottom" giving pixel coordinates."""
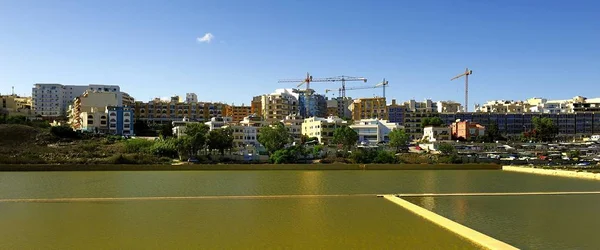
[
  {"left": 0, "top": 163, "right": 501, "bottom": 171},
  {"left": 503, "top": 166, "right": 600, "bottom": 180},
  {"left": 382, "top": 195, "right": 518, "bottom": 250}
]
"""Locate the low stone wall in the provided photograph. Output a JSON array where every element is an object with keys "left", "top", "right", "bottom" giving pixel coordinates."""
[
  {"left": 503, "top": 166, "right": 600, "bottom": 180},
  {"left": 382, "top": 195, "right": 517, "bottom": 250}
]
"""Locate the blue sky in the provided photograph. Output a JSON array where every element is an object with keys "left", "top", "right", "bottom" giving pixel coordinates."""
[{"left": 1, "top": 0, "right": 599, "bottom": 109}]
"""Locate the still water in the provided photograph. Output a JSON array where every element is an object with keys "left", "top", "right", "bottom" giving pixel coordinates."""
[{"left": 1, "top": 170, "right": 600, "bottom": 249}]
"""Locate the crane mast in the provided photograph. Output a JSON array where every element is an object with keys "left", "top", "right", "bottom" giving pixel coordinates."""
[{"left": 451, "top": 68, "right": 473, "bottom": 112}]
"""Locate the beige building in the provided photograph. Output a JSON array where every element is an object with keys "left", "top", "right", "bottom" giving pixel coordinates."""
[
  {"left": 122, "top": 92, "right": 135, "bottom": 106},
  {"left": 68, "top": 91, "right": 118, "bottom": 130},
  {"left": 350, "top": 97, "right": 387, "bottom": 120},
  {"left": 349, "top": 119, "right": 402, "bottom": 144},
  {"left": 260, "top": 89, "right": 299, "bottom": 123},
  {"left": 301, "top": 116, "right": 347, "bottom": 144},
  {"left": 475, "top": 100, "right": 532, "bottom": 113},
  {"left": 437, "top": 101, "right": 463, "bottom": 113},
  {"left": 281, "top": 115, "right": 304, "bottom": 144},
  {"left": 80, "top": 107, "right": 108, "bottom": 133},
  {"left": 1, "top": 95, "right": 33, "bottom": 115}
]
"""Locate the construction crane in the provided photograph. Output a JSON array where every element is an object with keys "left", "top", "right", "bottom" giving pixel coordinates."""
[
  {"left": 451, "top": 68, "right": 473, "bottom": 112},
  {"left": 342, "top": 80, "right": 389, "bottom": 98},
  {"left": 278, "top": 73, "right": 367, "bottom": 98}
]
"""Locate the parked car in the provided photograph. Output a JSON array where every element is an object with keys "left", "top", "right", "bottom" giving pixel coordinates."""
[{"left": 577, "top": 162, "right": 591, "bottom": 167}]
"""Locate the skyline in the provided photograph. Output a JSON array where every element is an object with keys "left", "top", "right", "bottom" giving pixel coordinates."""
[{"left": 1, "top": 1, "right": 599, "bottom": 108}]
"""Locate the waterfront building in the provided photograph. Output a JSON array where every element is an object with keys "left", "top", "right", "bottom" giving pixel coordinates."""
[
  {"left": 438, "top": 112, "right": 600, "bottom": 140},
  {"left": 295, "top": 89, "right": 327, "bottom": 118},
  {"left": 68, "top": 91, "right": 118, "bottom": 130},
  {"left": 386, "top": 99, "right": 405, "bottom": 124},
  {"left": 185, "top": 93, "right": 198, "bottom": 103},
  {"left": 32, "top": 83, "right": 122, "bottom": 117},
  {"left": 225, "top": 104, "right": 252, "bottom": 123},
  {"left": 260, "top": 89, "right": 299, "bottom": 123},
  {"left": 205, "top": 117, "right": 233, "bottom": 131},
  {"left": 224, "top": 124, "right": 259, "bottom": 149},
  {"left": 422, "top": 126, "right": 451, "bottom": 142},
  {"left": 301, "top": 116, "right": 347, "bottom": 144},
  {"left": 106, "top": 106, "right": 134, "bottom": 136},
  {"left": 350, "top": 97, "right": 387, "bottom": 120},
  {"left": 450, "top": 119, "right": 485, "bottom": 140},
  {"left": 134, "top": 98, "right": 225, "bottom": 124},
  {"left": 349, "top": 119, "right": 402, "bottom": 144},
  {"left": 404, "top": 112, "right": 440, "bottom": 140}
]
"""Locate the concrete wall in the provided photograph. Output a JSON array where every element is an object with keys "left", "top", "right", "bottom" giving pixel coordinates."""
[{"left": 503, "top": 166, "right": 600, "bottom": 180}]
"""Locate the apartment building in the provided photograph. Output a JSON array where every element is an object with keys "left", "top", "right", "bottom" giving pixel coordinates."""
[
  {"left": 32, "top": 83, "right": 122, "bottom": 117},
  {"left": 296, "top": 89, "right": 327, "bottom": 118},
  {"left": 404, "top": 112, "right": 440, "bottom": 140},
  {"left": 422, "top": 126, "right": 451, "bottom": 142},
  {"left": 326, "top": 97, "right": 352, "bottom": 119},
  {"left": 172, "top": 117, "right": 197, "bottom": 138},
  {"left": 205, "top": 117, "right": 233, "bottom": 131},
  {"left": 437, "top": 101, "right": 463, "bottom": 113},
  {"left": 475, "top": 100, "right": 531, "bottom": 113},
  {"left": 350, "top": 97, "right": 387, "bottom": 120},
  {"left": 122, "top": 92, "right": 135, "bottom": 106},
  {"left": 107, "top": 106, "right": 134, "bottom": 136},
  {"left": 450, "top": 120, "right": 485, "bottom": 140},
  {"left": 260, "top": 89, "right": 299, "bottom": 123},
  {"left": 225, "top": 105, "right": 252, "bottom": 123},
  {"left": 185, "top": 93, "right": 198, "bottom": 103},
  {"left": 349, "top": 119, "right": 401, "bottom": 144},
  {"left": 301, "top": 116, "right": 347, "bottom": 144},
  {"left": 134, "top": 99, "right": 225, "bottom": 124},
  {"left": 1, "top": 95, "right": 32, "bottom": 115},
  {"left": 68, "top": 91, "right": 118, "bottom": 130},
  {"left": 251, "top": 96, "right": 262, "bottom": 117},
  {"left": 281, "top": 115, "right": 303, "bottom": 143}
]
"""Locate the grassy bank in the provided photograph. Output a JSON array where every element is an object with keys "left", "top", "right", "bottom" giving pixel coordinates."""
[{"left": 0, "top": 163, "right": 501, "bottom": 171}]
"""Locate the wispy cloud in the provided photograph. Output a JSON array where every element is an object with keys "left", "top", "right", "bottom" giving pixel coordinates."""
[{"left": 197, "top": 33, "right": 214, "bottom": 43}]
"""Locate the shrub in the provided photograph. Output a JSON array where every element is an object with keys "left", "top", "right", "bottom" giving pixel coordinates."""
[
  {"left": 50, "top": 126, "right": 79, "bottom": 139},
  {"left": 149, "top": 139, "right": 178, "bottom": 158},
  {"left": 373, "top": 150, "right": 397, "bottom": 164},
  {"left": 124, "top": 139, "right": 155, "bottom": 153}
]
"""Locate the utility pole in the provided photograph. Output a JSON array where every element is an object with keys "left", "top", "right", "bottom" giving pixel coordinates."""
[{"left": 451, "top": 68, "right": 473, "bottom": 112}]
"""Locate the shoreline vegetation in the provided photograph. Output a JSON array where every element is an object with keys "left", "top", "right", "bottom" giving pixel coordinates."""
[
  {"left": 0, "top": 163, "right": 501, "bottom": 171},
  {"left": 1, "top": 123, "right": 478, "bottom": 168}
]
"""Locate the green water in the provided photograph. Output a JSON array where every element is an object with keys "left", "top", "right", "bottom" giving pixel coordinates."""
[
  {"left": 405, "top": 194, "right": 600, "bottom": 250},
  {"left": 2, "top": 170, "right": 600, "bottom": 249}
]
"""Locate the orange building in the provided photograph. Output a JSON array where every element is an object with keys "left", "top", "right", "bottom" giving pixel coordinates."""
[
  {"left": 251, "top": 96, "right": 262, "bottom": 117},
  {"left": 225, "top": 105, "right": 252, "bottom": 123},
  {"left": 450, "top": 119, "right": 486, "bottom": 140}
]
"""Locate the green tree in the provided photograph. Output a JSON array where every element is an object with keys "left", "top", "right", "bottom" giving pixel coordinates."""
[
  {"left": 184, "top": 123, "right": 210, "bottom": 156},
  {"left": 313, "top": 144, "right": 324, "bottom": 158},
  {"left": 421, "top": 117, "right": 443, "bottom": 128},
  {"left": 389, "top": 128, "right": 410, "bottom": 152},
  {"left": 437, "top": 142, "right": 456, "bottom": 155},
  {"left": 270, "top": 146, "right": 300, "bottom": 164},
  {"left": 159, "top": 123, "right": 174, "bottom": 138},
  {"left": 333, "top": 126, "right": 358, "bottom": 151},
  {"left": 566, "top": 150, "right": 580, "bottom": 159},
  {"left": 373, "top": 150, "right": 397, "bottom": 163},
  {"left": 206, "top": 128, "right": 234, "bottom": 155},
  {"left": 258, "top": 123, "right": 291, "bottom": 154},
  {"left": 485, "top": 122, "right": 502, "bottom": 142},
  {"left": 532, "top": 117, "right": 557, "bottom": 142}
]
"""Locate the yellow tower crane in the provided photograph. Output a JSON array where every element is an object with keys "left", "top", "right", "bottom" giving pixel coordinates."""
[{"left": 451, "top": 68, "right": 473, "bottom": 112}]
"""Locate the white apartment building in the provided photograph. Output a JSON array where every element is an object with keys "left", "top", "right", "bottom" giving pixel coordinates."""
[
  {"left": 186, "top": 93, "right": 198, "bottom": 103},
  {"left": 349, "top": 119, "right": 402, "bottom": 144},
  {"left": 437, "top": 101, "right": 463, "bottom": 113},
  {"left": 205, "top": 116, "right": 233, "bottom": 131},
  {"left": 422, "top": 126, "right": 451, "bottom": 142},
  {"left": 281, "top": 115, "right": 303, "bottom": 144},
  {"left": 301, "top": 116, "right": 347, "bottom": 144},
  {"left": 32, "top": 83, "right": 121, "bottom": 117}
]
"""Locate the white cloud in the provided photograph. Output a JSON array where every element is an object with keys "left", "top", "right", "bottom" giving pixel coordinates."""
[{"left": 197, "top": 33, "right": 214, "bottom": 43}]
